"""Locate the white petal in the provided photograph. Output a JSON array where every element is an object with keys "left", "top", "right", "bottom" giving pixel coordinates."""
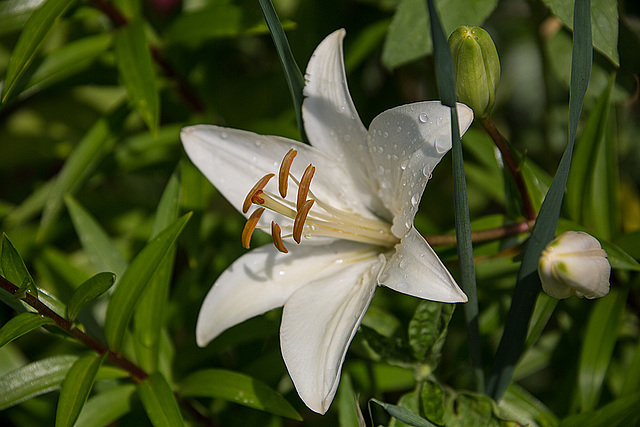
[
  {"left": 367, "top": 102, "right": 473, "bottom": 236},
  {"left": 554, "top": 255, "right": 611, "bottom": 299},
  {"left": 302, "top": 29, "right": 378, "bottom": 212},
  {"left": 181, "top": 125, "right": 373, "bottom": 225},
  {"left": 280, "top": 255, "right": 383, "bottom": 414},
  {"left": 195, "top": 241, "right": 378, "bottom": 346},
  {"left": 379, "top": 227, "right": 467, "bottom": 303}
]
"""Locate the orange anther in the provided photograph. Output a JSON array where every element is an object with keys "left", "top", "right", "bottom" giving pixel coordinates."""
[
  {"left": 293, "top": 199, "right": 315, "bottom": 244},
  {"left": 297, "top": 164, "right": 315, "bottom": 210},
  {"left": 278, "top": 149, "right": 297, "bottom": 198},
  {"left": 271, "top": 222, "right": 288, "bottom": 253},
  {"left": 242, "top": 174, "right": 275, "bottom": 213},
  {"left": 241, "top": 208, "right": 265, "bottom": 249}
]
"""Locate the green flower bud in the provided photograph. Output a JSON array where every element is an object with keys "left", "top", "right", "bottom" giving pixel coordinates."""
[
  {"left": 448, "top": 26, "right": 500, "bottom": 118},
  {"left": 538, "top": 231, "right": 611, "bottom": 300}
]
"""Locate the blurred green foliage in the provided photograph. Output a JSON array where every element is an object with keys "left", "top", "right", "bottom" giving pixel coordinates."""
[{"left": 1, "top": 0, "right": 639, "bottom": 426}]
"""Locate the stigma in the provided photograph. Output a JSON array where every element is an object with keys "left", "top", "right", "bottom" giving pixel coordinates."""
[{"left": 242, "top": 149, "right": 398, "bottom": 253}]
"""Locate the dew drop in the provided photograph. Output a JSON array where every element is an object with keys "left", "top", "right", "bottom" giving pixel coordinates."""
[
  {"left": 377, "top": 146, "right": 384, "bottom": 153},
  {"left": 411, "top": 194, "right": 419, "bottom": 207},
  {"left": 436, "top": 117, "right": 444, "bottom": 126},
  {"left": 397, "top": 282, "right": 409, "bottom": 291},
  {"left": 221, "top": 131, "right": 228, "bottom": 139},
  {"left": 379, "top": 273, "right": 390, "bottom": 282},
  {"left": 396, "top": 126, "right": 402, "bottom": 133},
  {"left": 377, "top": 165, "right": 385, "bottom": 175},
  {"left": 422, "top": 165, "right": 432, "bottom": 177},
  {"left": 383, "top": 131, "right": 389, "bottom": 138},
  {"left": 278, "top": 270, "right": 286, "bottom": 276},
  {"left": 399, "top": 258, "right": 408, "bottom": 269},
  {"left": 419, "top": 112, "right": 428, "bottom": 123},
  {"left": 335, "top": 258, "right": 344, "bottom": 264},
  {"left": 400, "top": 159, "right": 409, "bottom": 170}
]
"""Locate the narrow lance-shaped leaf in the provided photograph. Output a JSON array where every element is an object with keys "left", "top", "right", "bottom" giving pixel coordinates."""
[
  {"left": 180, "top": 369, "right": 302, "bottom": 420},
  {"left": 369, "top": 398, "right": 437, "bottom": 427},
  {"left": 55, "top": 354, "right": 105, "bottom": 427},
  {"left": 104, "top": 213, "right": 191, "bottom": 351},
  {"left": 0, "top": 312, "right": 54, "bottom": 348},
  {"left": 134, "top": 171, "right": 180, "bottom": 371},
  {"left": 258, "top": 0, "right": 307, "bottom": 143},
  {"left": 577, "top": 288, "right": 627, "bottom": 412},
  {"left": 74, "top": 384, "right": 136, "bottom": 427},
  {"left": 0, "top": 234, "right": 36, "bottom": 312},
  {"left": 38, "top": 104, "right": 129, "bottom": 242},
  {"left": 67, "top": 272, "right": 116, "bottom": 321},
  {"left": 487, "top": 0, "right": 592, "bottom": 400},
  {"left": 2, "top": 0, "right": 76, "bottom": 103},
  {"left": 65, "top": 195, "right": 128, "bottom": 278},
  {"left": 114, "top": 18, "right": 160, "bottom": 134},
  {"left": 137, "top": 372, "right": 185, "bottom": 427},
  {"left": 426, "top": 0, "right": 482, "bottom": 391}
]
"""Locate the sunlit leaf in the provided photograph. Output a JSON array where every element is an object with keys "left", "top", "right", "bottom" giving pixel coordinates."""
[
  {"left": 55, "top": 354, "right": 104, "bottom": 427},
  {"left": 0, "top": 312, "right": 54, "bottom": 348},
  {"left": 180, "top": 368, "right": 302, "bottom": 420},
  {"left": 2, "top": 0, "right": 76, "bottom": 102},
  {"left": 0, "top": 0, "right": 45, "bottom": 36},
  {"left": 137, "top": 372, "right": 184, "bottom": 427},
  {"left": 408, "top": 301, "right": 454, "bottom": 365},
  {"left": 104, "top": 213, "right": 191, "bottom": 351}
]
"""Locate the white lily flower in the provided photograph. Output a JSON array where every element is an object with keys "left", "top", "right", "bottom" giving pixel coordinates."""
[
  {"left": 181, "top": 29, "right": 473, "bottom": 414},
  {"left": 538, "top": 231, "right": 610, "bottom": 299}
]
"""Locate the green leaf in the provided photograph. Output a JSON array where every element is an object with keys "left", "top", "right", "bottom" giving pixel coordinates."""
[
  {"left": 258, "top": 0, "right": 307, "bottom": 143},
  {"left": 360, "top": 325, "right": 415, "bottom": 365},
  {"left": 444, "top": 392, "right": 519, "bottom": 427},
  {"left": 382, "top": 0, "right": 498, "bottom": 69},
  {"left": 408, "top": 301, "right": 454, "bottom": 365},
  {"left": 421, "top": 379, "right": 446, "bottom": 426},
  {"left": 55, "top": 354, "right": 105, "bottom": 427},
  {"left": 560, "top": 392, "right": 640, "bottom": 427},
  {"left": 114, "top": 19, "right": 160, "bottom": 134},
  {"left": 565, "top": 74, "right": 618, "bottom": 239},
  {"left": 65, "top": 195, "right": 128, "bottom": 278},
  {"left": 371, "top": 397, "right": 436, "bottom": 427},
  {"left": 74, "top": 384, "right": 136, "bottom": 427},
  {"left": 0, "top": 312, "right": 54, "bottom": 348},
  {"left": 337, "top": 373, "right": 363, "bottom": 427},
  {"left": 427, "top": 0, "right": 483, "bottom": 391},
  {"left": 577, "top": 288, "right": 627, "bottom": 412},
  {"left": 2, "top": 0, "right": 76, "bottom": 102},
  {"left": 0, "top": 355, "right": 77, "bottom": 410},
  {"left": 487, "top": 0, "right": 592, "bottom": 401},
  {"left": 0, "top": 0, "right": 44, "bottom": 36},
  {"left": 22, "top": 33, "right": 113, "bottom": 100},
  {"left": 0, "top": 234, "right": 37, "bottom": 312},
  {"left": 542, "top": 0, "right": 619, "bottom": 66},
  {"left": 180, "top": 368, "right": 302, "bottom": 420},
  {"left": 133, "top": 172, "right": 180, "bottom": 371},
  {"left": 39, "top": 105, "right": 129, "bottom": 241},
  {"left": 104, "top": 213, "right": 191, "bottom": 351},
  {"left": 67, "top": 272, "right": 116, "bottom": 321},
  {"left": 499, "top": 384, "right": 559, "bottom": 427},
  {"left": 137, "top": 372, "right": 184, "bottom": 427}
]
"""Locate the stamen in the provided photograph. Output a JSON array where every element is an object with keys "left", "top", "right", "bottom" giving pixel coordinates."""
[
  {"left": 242, "top": 208, "right": 265, "bottom": 249},
  {"left": 271, "top": 222, "right": 288, "bottom": 253},
  {"left": 293, "top": 199, "right": 315, "bottom": 243},
  {"left": 278, "top": 149, "right": 297, "bottom": 198},
  {"left": 297, "top": 164, "right": 315, "bottom": 210},
  {"left": 243, "top": 173, "right": 275, "bottom": 213}
]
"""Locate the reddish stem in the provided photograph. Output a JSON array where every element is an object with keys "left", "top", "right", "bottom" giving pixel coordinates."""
[
  {"left": 480, "top": 117, "right": 537, "bottom": 221},
  {"left": 425, "top": 220, "right": 533, "bottom": 247}
]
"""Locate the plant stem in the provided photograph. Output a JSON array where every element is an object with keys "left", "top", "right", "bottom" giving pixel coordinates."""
[
  {"left": 0, "top": 274, "right": 149, "bottom": 381},
  {"left": 480, "top": 117, "right": 536, "bottom": 221},
  {"left": 425, "top": 220, "right": 533, "bottom": 247}
]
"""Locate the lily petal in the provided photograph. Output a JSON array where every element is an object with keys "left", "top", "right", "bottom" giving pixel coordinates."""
[
  {"left": 280, "top": 255, "right": 383, "bottom": 414},
  {"left": 181, "top": 125, "right": 374, "bottom": 225},
  {"left": 196, "top": 240, "right": 379, "bottom": 346},
  {"left": 302, "top": 29, "right": 375, "bottom": 210},
  {"left": 553, "top": 255, "right": 610, "bottom": 299},
  {"left": 379, "top": 227, "right": 467, "bottom": 303},
  {"left": 367, "top": 102, "right": 473, "bottom": 236}
]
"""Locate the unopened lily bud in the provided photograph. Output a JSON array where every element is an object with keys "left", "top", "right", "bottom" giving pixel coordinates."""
[
  {"left": 448, "top": 26, "right": 500, "bottom": 118},
  {"left": 538, "top": 231, "right": 611, "bottom": 299}
]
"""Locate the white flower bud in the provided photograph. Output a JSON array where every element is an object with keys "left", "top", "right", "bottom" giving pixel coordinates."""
[{"left": 538, "top": 231, "right": 611, "bottom": 299}]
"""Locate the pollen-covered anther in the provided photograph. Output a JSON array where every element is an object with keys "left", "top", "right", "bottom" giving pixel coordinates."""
[
  {"left": 297, "top": 164, "right": 315, "bottom": 210},
  {"left": 271, "top": 221, "right": 288, "bottom": 253},
  {"left": 293, "top": 199, "right": 315, "bottom": 244},
  {"left": 242, "top": 173, "right": 275, "bottom": 213},
  {"left": 242, "top": 207, "right": 265, "bottom": 249},
  {"left": 278, "top": 149, "right": 297, "bottom": 198}
]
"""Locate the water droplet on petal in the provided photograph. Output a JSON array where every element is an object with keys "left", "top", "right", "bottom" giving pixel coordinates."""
[
  {"left": 400, "top": 159, "right": 409, "bottom": 170},
  {"left": 278, "top": 270, "right": 286, "bottom": 276},
  {"left": 397, "top": 126, "right": 402, "bottom": 133},
  {"left": 383, "top": 131, "right": 389, "bottom": 138},
  {"left": 221, "top": 132, "right": 228, "bottom": 139},
  {"left": 422, "top": 165, "right": 431, "bottom": 177},
  {"left": 411, "top": 194, "right": 419, "bottom": 206},
  {"left": 379, "top": 273, "right": 390, "bottom": 282},
  {"left": 377, "top": 165, "right": 385, "bottom": 175},
  {"left": 437, "top": 117, "right": 444, "bottom": 125},
  {"left": 397, "top": 282, "right": 409, "bottom": 291},
  {"left": 378, "top": 146, "right": 384, "bottom": 153},
  {"left": 419, "top": 112, "right": 428, "bottom": 123}
]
